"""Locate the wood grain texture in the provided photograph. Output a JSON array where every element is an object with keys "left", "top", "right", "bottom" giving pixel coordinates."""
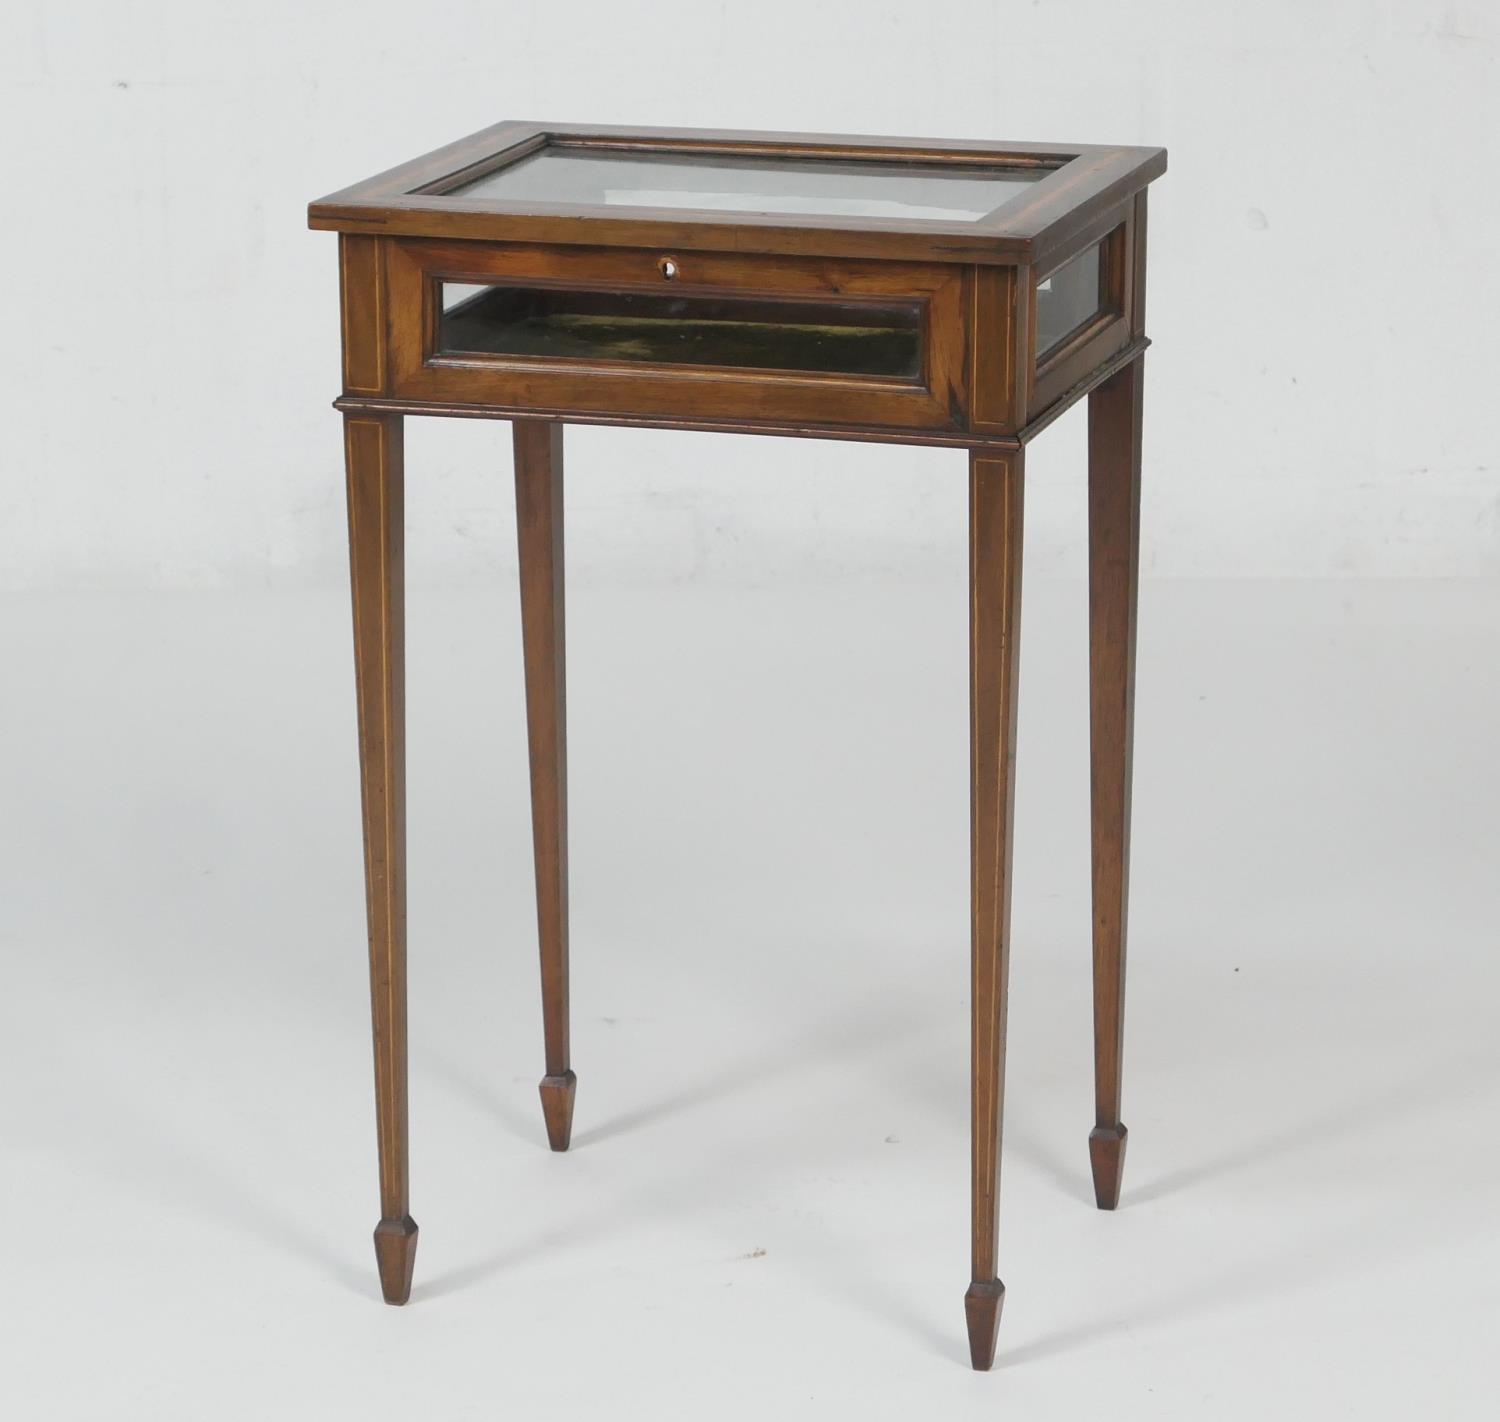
[
  {"left": 539, "top": 1072, "right": 577, "bottom": 1153},
  {"left": 968, "top": 264, "right": 1029, "bottom": 433},
  {"left": 514, "top": 420, "right": 574, "bottom": 1153},
  {"left": 373, "top": 1215, "right": 419, "bottom": 1305},
  {"left": 334, "top": 394, "right": 1022, "bottom": 451},
  {"left": 344, "top": 412, "right": 417, "bottom": 1301},
  {"left": 1130, "top": 190, "right": 1149, "bottom": 340},
  {"left": 1089, "top": 1124, "right": 1128, "bottom": 1213},
  {"left": 966, "top": 447, "right": 1025, "bottom": 1369},
  {"left": 1086, "top": 353, "right": 1144, "bottom": 1211},
  {"left": 318, "top": 124, "right": 1163, "bottom": 1360},
  {"left": 339, "top": 235, "right": 386, "bottom": 394},
  {"left": 1030, "top": 208, "right": 1132, "bottom": 419},
  {"left": 384, "top": 239, "right": 967, "bottom": 434},
  {"left": 1015, "top": 337, "right": 1148, "bottom": 446},
  {"left": 308, "top": 120, "right": 1165, "bottom": 267},
  {"left": 964, "top": 1280, "right": 1006, "bottom": 1373}
]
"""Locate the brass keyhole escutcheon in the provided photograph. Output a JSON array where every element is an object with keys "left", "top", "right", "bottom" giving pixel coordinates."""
[{"left": 659, "top": 255, "right": 679, "bottom": 280}]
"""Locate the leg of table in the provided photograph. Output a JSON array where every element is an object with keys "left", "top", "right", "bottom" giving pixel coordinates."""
[
  {"left": 1086, "top": 354, "right": 1144, "bottom": 1211},
  {"left": 514, "top": 420, "right": 575, "bottom": 1152},
  {"left": 965, "top": 447, "right": 1025, "bottom": 1371},
  {"left": 344, "top": 412, "right": 418, "bottom": 1304}
]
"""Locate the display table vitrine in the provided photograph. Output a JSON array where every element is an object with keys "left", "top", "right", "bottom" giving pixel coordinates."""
[{"left": 309, "top": 121, "right": 1165, "bottom": 1370}]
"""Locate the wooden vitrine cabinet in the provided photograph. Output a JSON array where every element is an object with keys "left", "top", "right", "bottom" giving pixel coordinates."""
[{"left": 311, "top": 121, "right": 1165, "bottom": 1370}]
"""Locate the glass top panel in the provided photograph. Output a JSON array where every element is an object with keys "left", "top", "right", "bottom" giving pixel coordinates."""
[{"left": 442, "top": 147, "right": 1048, "bottom": 223}]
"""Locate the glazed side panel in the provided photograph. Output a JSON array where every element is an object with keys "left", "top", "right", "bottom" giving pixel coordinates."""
[{"left": 376, "top": 238, "right": 971, "bottom": 434}]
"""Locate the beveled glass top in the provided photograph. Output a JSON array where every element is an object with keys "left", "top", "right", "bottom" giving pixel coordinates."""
[{"left": 445, "top": 147, "right": 1048, "bottom": 223}]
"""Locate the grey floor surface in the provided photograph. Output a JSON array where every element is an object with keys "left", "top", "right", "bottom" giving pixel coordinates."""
[{"left": 2, "top": 576, "right": 1496, "bottom": 1418}]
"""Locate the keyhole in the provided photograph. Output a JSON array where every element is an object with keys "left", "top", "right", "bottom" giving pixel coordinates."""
[{"left": 659, "top": 256, "right": 679, "bottom": 281}]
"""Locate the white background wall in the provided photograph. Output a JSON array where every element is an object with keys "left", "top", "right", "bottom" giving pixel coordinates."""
[
  {"left": 3, "top": 0, "right": 1498, "bottom": 590},
  {"left": 6, "top": 11, "right": 1499, "bottom": 1415}
]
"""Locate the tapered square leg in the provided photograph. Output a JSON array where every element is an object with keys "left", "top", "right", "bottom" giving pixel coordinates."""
[
  {"left": 1086, "top": 355, "right": 1143, "bottom": 1209},
  {"left": 539, "top": 1071, "right": 577, "bottom": 1152},
  {"left": 373, "top": 1215, "right": 419, "bottom": 1305},
  {"left": 344, "top": 413, "right": 418, "bottom": 1302},
  {"left": 966, "top": 448, "right": 1025, "bottom": 1369},
  {"left": 1089, "top": 1123, "right": 1129, "bottom": 1211},
  {"left": 963, "top": 1280, "right": 1007, "bottom": 1373},
  {"left": 514, "top": 420, "right": 575, "bottom": 1152}
]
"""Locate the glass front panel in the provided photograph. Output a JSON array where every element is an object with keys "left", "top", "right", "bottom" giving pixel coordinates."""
[
  {"left": 443, "top": 147, "right": 1047, "bottom": 223},
  {"left": 1035, "top": 241, "right": 1105, "bottom": 355},
  {"left": 437, "top": 283, "right": 923, "bottom": 377}
]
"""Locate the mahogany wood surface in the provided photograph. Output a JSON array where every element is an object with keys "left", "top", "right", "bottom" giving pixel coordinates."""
[
  {"left": 321, "top": 123, "right": 1162, "bottom": 1366},
  {"left": 1086, "top": 355, "right": 1145, "bottom": 1213},
  {"left": 310, "top": 121, "right": 1164, "bottom": 268},
  {"left": 514, "top": 420, "right": 576, "bottom": 1153},
  {"left": 343, "top": 411, "right": 417, "bottom": 1303},
  {"left": 965, "top": 449, "right": 1025, "bottom": 1371},
  {"left": 384, "top": 238, "right": 969, "bottom": 434},
  {"left": 330, "top": 332, "right": 1147, "bottom": 452}
]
